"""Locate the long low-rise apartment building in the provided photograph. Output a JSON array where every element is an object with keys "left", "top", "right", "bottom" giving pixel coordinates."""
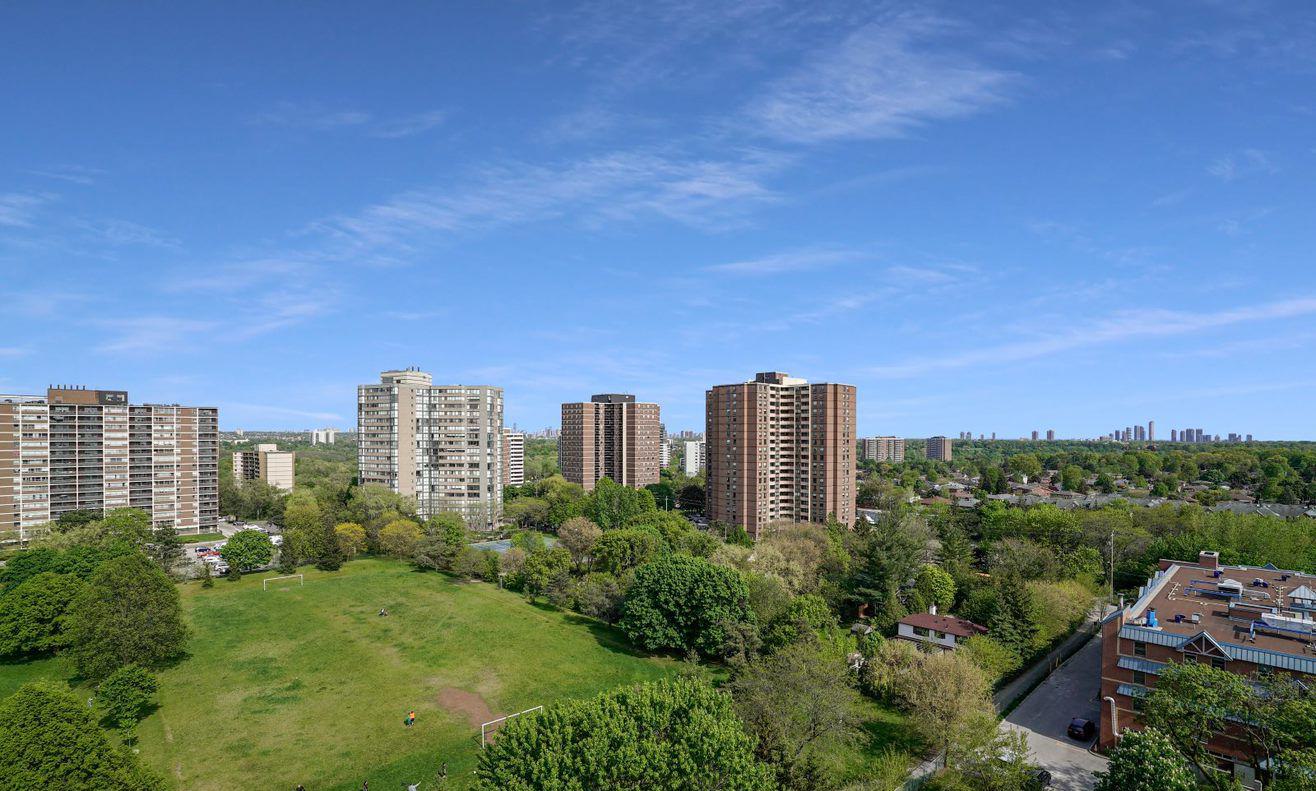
[
  {"left": 1100, "top": 550, "right": 1316, "bottom": 789},
  {"left": 1, "top": 386, "right": 219, "bottom": 541}
]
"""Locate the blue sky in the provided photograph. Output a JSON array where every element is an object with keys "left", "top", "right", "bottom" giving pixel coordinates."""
[{"left": 2, "top": 1, "right": 1315, "bottom": 438}]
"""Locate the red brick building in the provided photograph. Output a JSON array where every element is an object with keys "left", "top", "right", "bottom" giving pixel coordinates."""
[{"left": 1099, "top": 550, "right": 1316, "bottom": 789}]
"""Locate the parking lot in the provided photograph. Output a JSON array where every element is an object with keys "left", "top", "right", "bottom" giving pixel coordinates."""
[{"left": 1003, "top": 634, "right": 1109, "bottom": 790}]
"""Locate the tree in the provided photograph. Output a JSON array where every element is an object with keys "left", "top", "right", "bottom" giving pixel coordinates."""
[
  {"left": 0, "top": 681, "right": 167, "bottom": 790},
  {"left": 146, "top": 525, "right": 184, "bottom": 574},
  {"left": 621, "top": 555, "right": 755, "bottom": 657},
  {"left": 730, "top": 642, "right": 862, "bottom": 790},
  {"left": 914, "top": 564, "right": 956, "bottom": 610},
  {"left": 960, "top": 635, "right": 1021, "bottom": 683},
  {"left": 574, "top": 573, "right": 625, "bottom": 623},
  {"left": 519, "top": 547, "right": 572, "bottom": 600},
  {"left": 315, "top": 520, "right": 344, "bottom": 571},
  {"left": 334, "top": 522, "right": 366, "bottom": 558},
  {"left": 96, "top": 665, "right": 158, "bottom": 734},
  {"left": 475, "top": 676, "right": 774, "bottom": 790},
  {"left": 0, "top": 572, "right": 85, "bottom": 657},
  {"left": 1094, "top": 727, "right": 1196, "bottom": 791},
  {"left": 1007, "top": 454, "right": 1043, "bottom": 482},
  {"left": 282, "top": 492, "right": 325, "bottom": 558},
  {"left": 988, "top": 574, "right": 1042, "bottom": 656},
  {"left": 378, "top": 519, "right": 422, "bottom": 556},
  {"left": 763, "top": 593, "right": 836, "bottom": 651},
  {"left": 592, "top": 527, "right": 666, "bottom": 575},
  {"left": 221, "top": 530, "right": 274, "bottom": 572},
  {"left": 557, "top": 517, "right": 602, "bottom": 571},
  {"left": 892, "top": 649, "right": 995, "bottom": 767},
  {"left": 586, "top": 477, "right": 657, "bottom": 530},
  {"left": 1060, "top": 465, "right": 1087, "bottom": 492},
  {"left": 66, "top": 553, "right": 188, "bottom": 680},
  {"left": 1145, "top": 661, "right": 1316, "bottom": 790}
]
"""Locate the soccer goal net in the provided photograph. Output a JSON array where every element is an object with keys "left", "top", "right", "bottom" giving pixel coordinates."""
[
  {"left": 263, "top": 574, "right": 304, "bottom": 591},
  {"left": 480, "top": 706, "right": 542, "bottom": 747}
]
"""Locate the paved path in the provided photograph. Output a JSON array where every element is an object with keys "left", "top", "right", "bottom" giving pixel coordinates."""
[{"left": 1003, "top": 633, "right": 1108, "bottom": 791}]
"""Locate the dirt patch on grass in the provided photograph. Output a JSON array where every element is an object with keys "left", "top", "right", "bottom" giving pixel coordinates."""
[{"left": 438, "top": 687, "right": 495, "bottom": 727}]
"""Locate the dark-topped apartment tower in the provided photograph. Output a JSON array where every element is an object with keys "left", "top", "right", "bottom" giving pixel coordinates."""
[
  {"left": 559, "top": 394, "right": 661, "bottom": 492},
  {"left": 705, "top": 372, "right": 856, "bottom": 540}
]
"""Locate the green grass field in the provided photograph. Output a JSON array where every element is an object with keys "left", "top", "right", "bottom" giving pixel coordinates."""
[{"left": 2, "top": 559, "right": 694, "bottom": 789}]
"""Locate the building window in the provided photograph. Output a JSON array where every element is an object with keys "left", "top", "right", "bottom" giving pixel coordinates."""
[
  {"left": 1132, "top": 696, "right": 1145, "bottom": 713},
  {"left": 1211, "top": 658, "right": 1227, "bottom": 671},
  {"left": 1133, "top": 641, "right": 1146, "bottom": 657},
  {"left": 1132, "top": 670, "right": 1146, "bottom": 685},
  {"left": 912, "top": 626, "right": 930, "bottom": 637}
]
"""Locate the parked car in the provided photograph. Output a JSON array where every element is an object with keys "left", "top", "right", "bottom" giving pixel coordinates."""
[
  {"left": 194, "top": 546, "right": 211, "bottom": 554},
  {"left": 1067, "top": 718, "right": 1096, "bottom": 741},
  {"left": 270, "top": 535, "right": 284, "bottom": 546},
  {"left": 1025, "top": 768, "right": 1052, "bottom": 789}
]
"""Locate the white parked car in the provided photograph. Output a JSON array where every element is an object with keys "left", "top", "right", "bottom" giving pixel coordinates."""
[{"left": 270, "top": 535, "right": 284, "bottom": 546}]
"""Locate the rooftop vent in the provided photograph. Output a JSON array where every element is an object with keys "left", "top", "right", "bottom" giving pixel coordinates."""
[{"left": 1200, "top": 550, "right": 1220, "bottom": 570}]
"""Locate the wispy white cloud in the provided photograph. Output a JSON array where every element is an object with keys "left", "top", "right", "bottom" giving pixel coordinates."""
[
  {"left": 384, "top": 310, "right": 444, "bottom": 322},
  {"left": 1208, "top": 148, "right": 1277, "bottom": 181},
  {"left": 94, "top": 316, "right": 220, "bottom": 354},
  {"left": 25, "top": 164, "right": 106, "bottom": 185},
  {"left": 744, "top": 11, "right": 1013, "bottom": 144},
  {"left": 0, "top": 347, "right": 30, "bottom": 357},
  {"left": 73, "top": 218, "right": 180, "bottom": 249},
  {"left": 250, "top": 102, "right": 446, "bottom": 138},
  {"left": 867, "top": 296, "right": 1316, "bottom": 378},
  {"left": 310, "top": 148, "right": 784, "bottom": 252},
  {"left": 370, "top": 110, "right": 447, "bottom": 139},
  {"left": 706, "top": 246, "right": 865, "bottom": 275},
  {"left": 0, "top": 192, "right": 55, "bottom": 228}
]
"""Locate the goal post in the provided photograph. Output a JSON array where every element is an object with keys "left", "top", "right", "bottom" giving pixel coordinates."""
[
  {"left": 263, "top": 574, "right": 304, "bottom": 590},
  {"left": 480, "top": 705, "right": 542, "bottom": 747}
]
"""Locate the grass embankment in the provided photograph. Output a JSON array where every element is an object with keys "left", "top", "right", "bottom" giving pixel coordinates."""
[
  {"left": 179, "top": 532, "right": 226, "bottom": 544},
  {"left": 2, "top": 559, "right": 690, "bottom": 789}
]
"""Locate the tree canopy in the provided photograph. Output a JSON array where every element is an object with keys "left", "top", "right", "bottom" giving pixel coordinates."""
[
  {"left": 475, "top": 676, "right": 774, "bottom": 791},
  {"left": 66, "top": 553, "right": 188, "bottom": 680}
]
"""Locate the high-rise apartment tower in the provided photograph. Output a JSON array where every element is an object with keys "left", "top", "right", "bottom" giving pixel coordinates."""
[
  {"left": 0, "top": 386, "right": 219, "bottom": 542},
  {"left": 502, "top": 429, "right": 525, "bottom": 487},
  {"left": 705, "top": 372, "right": 855, "bottom": 539},
  {"left": 357, "top": 369, "right": 503, "bottom": 529},
  {"left": 559, "top": 394, "right": 661, "bottom": 491}
]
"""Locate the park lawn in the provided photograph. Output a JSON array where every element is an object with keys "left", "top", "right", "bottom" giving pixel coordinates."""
[
  {"left": 178, "top": 532, "right": 226, "bottom": 544},
  {"left": 1, "top": 558, "right": 693, "bottom": 790}
]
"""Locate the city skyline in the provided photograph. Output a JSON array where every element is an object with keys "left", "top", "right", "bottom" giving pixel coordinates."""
[{"left": 3, "top": 3, "right": 1315, "bottom": 439}]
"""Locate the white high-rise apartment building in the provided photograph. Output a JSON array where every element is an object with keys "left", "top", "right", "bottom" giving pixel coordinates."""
[
  {"left": 233, "top": 443, "right": 295, "bottom": 492},
  {"left": 682, "top": 440, "right": 705, "bottom": 476},
  {"left": 859, "top": 436, "right": 905, "bottom": 462},
  {"left": 310, "top": 427, "right": 337, "bottom": 445},
  {"left": 502, "top": 429, "right": 524, "bottom": 487},
  {"left": 357, "top": 369, "right": 504, "bottom": 529},
  {"left": 1, "top": 386, "right": 219, "bottom": 542}
]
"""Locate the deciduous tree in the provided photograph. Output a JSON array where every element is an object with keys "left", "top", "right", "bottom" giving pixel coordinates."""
[
  {"left": 475, "top": 677, "right": 773, "bottom": 790},
  {"left": 621, "top": 555, "right": 754, "bottom": 657},
  {"left": 67, "top": 554, "right": 187, "bottom": 680}
]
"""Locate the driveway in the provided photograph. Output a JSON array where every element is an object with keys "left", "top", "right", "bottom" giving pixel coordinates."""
[{"left": 1004, "top": 633, "right": 1108, "bottom": 791}]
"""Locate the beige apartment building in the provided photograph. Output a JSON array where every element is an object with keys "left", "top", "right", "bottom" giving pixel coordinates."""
[
  {"left": 706, "top": 372, "right": 856, "bottom": 539},
  {"left": 559, "top": 394, "right": 661, "bottom": 491},
  {"left": 0, "top": 386, "right": 219, "bottom": 543},
  {"left": 926, "top": 436, "right": 953, "bottom": 461},
  {"left": 357, "top": 369, "right": 504, "bottom": 529},
  {"left": 233, "top": 443, "right": 295, "bottom": 491},
  {"left": 502, "top": 429, "right": 525, "bottom": 487},
  {"left": 860, "top": 436, "right": 905, "bottom": 462}
]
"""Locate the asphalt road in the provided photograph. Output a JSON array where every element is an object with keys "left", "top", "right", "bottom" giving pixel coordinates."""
[{"left": 1004, "top": 633, "right": 1109, "bottom": 791}]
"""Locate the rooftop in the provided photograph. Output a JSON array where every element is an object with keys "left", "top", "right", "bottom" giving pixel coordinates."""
[
  {"left": 1122, "top": 553, "right": 1316, "bottom": 661},
  {"left": 899, "top": 612, "right": 988, "bottom": 638}
]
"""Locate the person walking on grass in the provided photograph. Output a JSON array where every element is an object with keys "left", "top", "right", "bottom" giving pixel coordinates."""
[{"left": 408, "top": 709, "right": 417, "bottom": 727}]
